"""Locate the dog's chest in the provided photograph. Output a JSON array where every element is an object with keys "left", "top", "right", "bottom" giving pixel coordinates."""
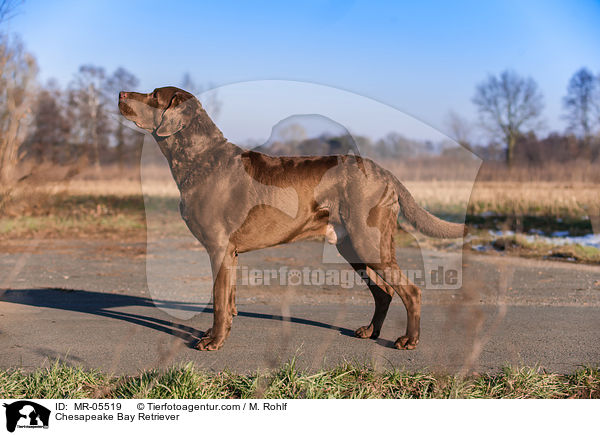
[{"left": 178, "top": 200, "right": 189, "bottom": 220}]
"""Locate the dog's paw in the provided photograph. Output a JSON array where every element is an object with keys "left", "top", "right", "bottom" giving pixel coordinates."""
[
  {"left": 354, "top": 325, "right": 379, "bottom": 339},
  {"left": 196, "top": 335, "right": 225, "bottom": 351},
  {"left": 394, "top": 335, "right": 418, "bottom": 350}
]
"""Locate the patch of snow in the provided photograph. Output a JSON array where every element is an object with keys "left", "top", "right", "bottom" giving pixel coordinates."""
[
  {"left": 489, "top": 230, "right": 600, "bottom": 249},
  {"left": 489, "top": 230, "right": 514, "bottom": 237}
]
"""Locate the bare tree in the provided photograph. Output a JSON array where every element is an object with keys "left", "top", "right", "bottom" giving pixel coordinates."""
[
  {"left": 445, "top": 110, "right": 473, "bottom": 151},
  {"left": 0, "top": 34, "right": 37, "bottom": 184},
  {"left": 563, "top": 67, "right": 598, "bottom": 141},
  {"left": 68, "top": 65, "right": 110, "bottom": 172},
  {"left": 597, "top": 72, "right": 600, "bottom": 129},
  {"left": 24, "top": 79, "right": 70, "bottom": 164},
  {"left": 0, "top": 0, "right": 22, "bottom": 27},
  {"left": 106, "top": 67, "right": 139, "bottom": 168},
  {"left": 472, "top": 70, "right": 544, "bottom": 165},
  {"left": 375, "top": 132, "right": 419, "bottom": 158}
]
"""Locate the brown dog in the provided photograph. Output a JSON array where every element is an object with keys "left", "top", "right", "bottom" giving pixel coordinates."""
[{"left": 118, "top": 86, "right": 465, "bottom": 351}]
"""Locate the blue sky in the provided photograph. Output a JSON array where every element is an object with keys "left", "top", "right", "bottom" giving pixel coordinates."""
[{"left": 7, "top": 0, "right": 600, "bottom": 142}]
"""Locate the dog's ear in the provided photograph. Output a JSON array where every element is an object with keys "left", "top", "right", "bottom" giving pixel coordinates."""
[{"left": 156, "top": 91, "right": 195, "bottom": 137}]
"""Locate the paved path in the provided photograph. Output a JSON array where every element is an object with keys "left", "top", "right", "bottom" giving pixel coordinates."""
[{"left": 1, "top": 238, "right": 599, "bottom": 374}]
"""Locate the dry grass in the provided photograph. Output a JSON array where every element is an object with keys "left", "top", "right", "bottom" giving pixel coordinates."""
[
  {"left": 4, "top": 167, "right": 599, "bottom": 219},
  {"left": 404, "top": 181, "right": 599, "bottom": 218},
  {"left": 0, "top": 161, "right": 598, "bottom": 242},
  {"left": 383, "top": 158, "right": 600, "bottom": 183},
  {"left": 384, "top": 158, "right": 599, "bottom": 217}
]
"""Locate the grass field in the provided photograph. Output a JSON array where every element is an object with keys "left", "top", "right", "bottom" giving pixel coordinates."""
[
  {"left": 4, "top": 177, "right": 598, "bottom": 218},
  {"left": 407, "top": 181, "right": 599, "bottom": 218},
  {"left": 1, "top": 166, "right": 598, "bottom": 263},
  {"left": 0, "top": 361, "right": 598, "bottom": 399},
  {"left": 1, "top": 179, "right": 598, "bottom": 233}
]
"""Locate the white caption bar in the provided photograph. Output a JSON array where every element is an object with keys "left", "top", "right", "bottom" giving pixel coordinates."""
[{"left": 0, "top": 399, "right": 594, "bottom": 434}]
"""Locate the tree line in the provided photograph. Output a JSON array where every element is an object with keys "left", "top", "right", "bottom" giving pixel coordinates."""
[
  {"left": 467, "top": 68, "right": 600, "bottom": 165},
  {"left": 24, "top": 65, "right": 141, "bottom": 170},
  {"left": 1, "top": 0, "right": 599, "bottom": 185},
  {"left": 255, "top": 67, "right": 600, "bottom": 167}
]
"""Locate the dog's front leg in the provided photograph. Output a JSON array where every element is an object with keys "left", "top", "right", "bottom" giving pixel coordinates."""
[
  {"left": 197, "top": 248, "right": 236, "bottom": 351},
  {"left": 230, "top": 253, "right": 238, "bottom": 316}
]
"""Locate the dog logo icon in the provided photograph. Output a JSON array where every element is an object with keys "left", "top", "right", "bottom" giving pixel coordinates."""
[{"left": 3, "top": 401, "right": 50, "bottom": 432}]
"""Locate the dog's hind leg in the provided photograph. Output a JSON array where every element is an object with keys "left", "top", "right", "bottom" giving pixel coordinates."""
[
  {"left": 344, "top": 203, "right": 421, "bottom": 350},
  {"left": 388, "top": 268, "right": 421, "bottom": 349},
  {"left": 371, "top": 233, "right": 421, "bottom": 350},
  {"left": 379, "top": 234, "right": 421, "bottom": 349},
  {"left": 336, "top": 236, "right": 392, "bottom": 339},
  {"left": 196, "top": 245, "right": 236, "bottom": 351}
]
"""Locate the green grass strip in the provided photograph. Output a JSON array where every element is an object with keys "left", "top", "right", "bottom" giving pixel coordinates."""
[{"left": 1, "top": 361, "right": 598, "bottom": 399}]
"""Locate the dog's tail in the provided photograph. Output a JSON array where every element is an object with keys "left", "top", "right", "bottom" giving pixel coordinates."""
[{"left": 391, "top": 176, "right": 467, "bottom": 239}]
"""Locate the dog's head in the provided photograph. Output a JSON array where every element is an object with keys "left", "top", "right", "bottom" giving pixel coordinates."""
[{"left": 118, "top": 86, "right": 198, "bottom": 137}]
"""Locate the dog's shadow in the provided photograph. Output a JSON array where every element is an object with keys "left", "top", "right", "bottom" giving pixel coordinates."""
[{"left": 0, "top": 288, "right": 395, "bottom": 349}]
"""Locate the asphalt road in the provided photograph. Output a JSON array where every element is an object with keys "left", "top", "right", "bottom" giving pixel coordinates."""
[{"left": 1, "top": 238, "right": 599, "bottom": 374}]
